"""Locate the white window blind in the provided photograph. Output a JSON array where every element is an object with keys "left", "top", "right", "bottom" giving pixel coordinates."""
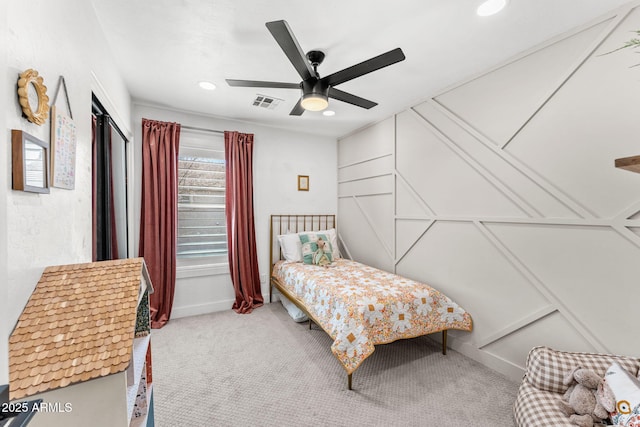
[{"left": 177, "top": 131, "right": 227, "bottom": 265}]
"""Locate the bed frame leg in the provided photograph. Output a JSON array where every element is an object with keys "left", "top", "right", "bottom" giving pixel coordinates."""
[
  {"left": 309, "top": 319, "right": 313, "bottom": 330},
  {"left": 348, "top": 374, "right": 352, "bottom": 390},
  {"left": 269, "top": 282, "right": 272, "bottom": 303},
  {"left": 442, "top": 330, "right": 447, "bottom": 355}
]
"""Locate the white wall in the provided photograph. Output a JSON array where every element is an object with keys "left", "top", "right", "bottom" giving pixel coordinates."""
[
  {"left": 132, "top": 104, "right": 337, "bottom": 318},
  {"left": 0, "top": 0, "right": 9, "bottom": 385},
  {"left": 2, "top": 0, "right": 131, "bottom": 384},
  {"left": 338, "top": 4, "right": 640, "bottom": 381}
]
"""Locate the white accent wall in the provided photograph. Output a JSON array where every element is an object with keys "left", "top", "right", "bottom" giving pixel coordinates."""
[
  {"left": 338, "top": 5, "right": 640, "bottom": 381},
  {"left": 132, "top": 104, "right": 337, "bottom": 318},
  {"left": 2, "top": 1, "right": 132, "bottom": 385}
]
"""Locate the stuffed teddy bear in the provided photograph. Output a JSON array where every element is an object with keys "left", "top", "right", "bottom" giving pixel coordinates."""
[
  {"left": 558, "top": 366, "right": 610, "bottom": 427},
  {"left": 312, "top": 237, "right": 332, "bottom": 266}
]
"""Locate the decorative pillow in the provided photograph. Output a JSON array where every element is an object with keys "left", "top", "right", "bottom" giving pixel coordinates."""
[
  {"left": 605, "top": 362, "right": 640, "bottom": 426},
  {"left": 322, "top": 228, "right": 341, "bottom": 260},
  {"left": 299, "top": 233, "right": 334, "bottom": 265},
  {"left": 277, "top": 233, "right": 302, "bottom": 262}
]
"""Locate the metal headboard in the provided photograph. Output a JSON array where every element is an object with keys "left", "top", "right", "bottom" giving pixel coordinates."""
[{"left": 269, "top": 214, "right": 337, "bottom": 274}]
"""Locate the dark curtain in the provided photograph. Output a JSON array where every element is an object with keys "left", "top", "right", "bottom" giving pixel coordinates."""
[
  {"left": 139, "top": 118, "right": 181, "bottom": 328},
  {"left": 224, "top": 131, "right": 263, "bottom": 314},
  {"left": 92, "top": 114, "right": 118, "bottom": 261},
  {"left": 92, "top": 116, "right": 97, "bottom": 261}
]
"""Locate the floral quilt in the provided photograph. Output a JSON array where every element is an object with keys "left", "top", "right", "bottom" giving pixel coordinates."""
[{"left": 272, "top": 258, "right": 473, "bottom": 374}]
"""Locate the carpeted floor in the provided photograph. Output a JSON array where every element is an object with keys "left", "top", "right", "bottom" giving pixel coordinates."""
[{"left": 150, "top": 303, "right": 519, "bottom": 426}]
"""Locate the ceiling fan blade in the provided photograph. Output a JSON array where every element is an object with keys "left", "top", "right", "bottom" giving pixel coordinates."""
[
  {"left": 289, "top": 99, "right": 305, "bottom": 116},
  {"left": 226, "top": 79, "right": 300, "bottom": 89},
  {"left": 322, "top": 48, "right": 405, "bottom": 87},
  {"left": 328, "top": 88, "right": 377, "bottom": 109},
  {"left": 266, "top": 20, "right": 315, "bottom": 81}
]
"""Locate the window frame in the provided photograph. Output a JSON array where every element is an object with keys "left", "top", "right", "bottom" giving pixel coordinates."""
[{"left": 176, "top": 130, "right": 227, "bottom": 269}]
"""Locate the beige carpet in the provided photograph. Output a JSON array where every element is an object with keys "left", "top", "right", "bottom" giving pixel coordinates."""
[{"left": 150, "top": 303, "right": 519, "bottom": 426}]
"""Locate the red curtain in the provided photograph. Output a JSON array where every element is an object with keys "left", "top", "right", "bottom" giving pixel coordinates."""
[
  {"left": 139, "top": 118, "right": 181, "bottom": 328},
  {"left": 225, "top": 131, "right": 263, "bottom": 314}
]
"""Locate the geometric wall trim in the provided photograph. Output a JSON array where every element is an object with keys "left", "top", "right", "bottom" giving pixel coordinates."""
[
  {"left": 435, "top": 19, "right": 613, "bottom": 148},
  {"left": 339, "top": 4, "right": 640, "bottom": 381}
]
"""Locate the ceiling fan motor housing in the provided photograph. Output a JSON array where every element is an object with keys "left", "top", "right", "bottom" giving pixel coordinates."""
[
  {"left": 302, "top": 79, "right": 328, "bottom": 97},
  {"left": 301, "top": 79, "right": 329, "bottom": 111}
]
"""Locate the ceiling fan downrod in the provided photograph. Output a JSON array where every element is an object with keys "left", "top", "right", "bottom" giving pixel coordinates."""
[{"left": 306, "top": 50, "right": 325, "bottom": 78}]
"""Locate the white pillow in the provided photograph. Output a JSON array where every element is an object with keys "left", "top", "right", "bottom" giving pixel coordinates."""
[
  {"left": 277, "top": 233, "right": 302, "bottom": 262},
  {"left": 605, "top": 362, "right": 640, "bottom": 426},
  {"left": 322, "top": 228, "right": 341, "bottom": 260},
  {"left": 278, "top": 228, "right": 341, "bottom": 262}
]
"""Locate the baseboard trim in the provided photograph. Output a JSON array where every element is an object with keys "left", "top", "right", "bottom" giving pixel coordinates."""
[
  {"left": 429, "top": 334, "right": 525, "bottom": 383},
  {"left": 171, "top": 299, "right": 235, "bottom": 319}
]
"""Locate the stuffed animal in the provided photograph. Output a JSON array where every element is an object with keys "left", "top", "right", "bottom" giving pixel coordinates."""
[
  {"left": 598, "top": 363, "right": 640, "bottom": 427},
  {"left": 558, "top": 366, "right": 610, "bottom": 427},
  {"left": 312, "top": 237, "right": 331, "bottom": 266}
]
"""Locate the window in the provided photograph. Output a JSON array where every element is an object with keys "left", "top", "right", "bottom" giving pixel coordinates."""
[{"left": 177, "top": 131, "right": 227, "bottom": 266}]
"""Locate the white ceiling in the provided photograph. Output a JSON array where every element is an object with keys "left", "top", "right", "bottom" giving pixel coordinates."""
[{"left": 90, "top": 0, "right": 633, "bottom": 138}]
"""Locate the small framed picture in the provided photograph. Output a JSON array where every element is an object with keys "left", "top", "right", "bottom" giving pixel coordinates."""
[
  {"left": 298, "top": 175, "right": 309, "bottom": 191},
  {"left": 11, "top": 129, "right": 50, "bottom": 194}
]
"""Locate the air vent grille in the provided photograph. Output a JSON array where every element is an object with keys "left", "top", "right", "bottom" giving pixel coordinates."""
[{"left": 252, "top": 94, "right": 283, "bottom": 110}]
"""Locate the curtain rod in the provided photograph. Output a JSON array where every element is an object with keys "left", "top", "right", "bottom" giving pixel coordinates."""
[{"left": 181, "top": 125, "right": 224, "bottom": 135}]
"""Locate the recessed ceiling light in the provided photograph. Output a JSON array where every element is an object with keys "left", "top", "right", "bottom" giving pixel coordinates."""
[
  {"left": 322, "top": 110, "right": 335, "bottom": 117},
  {"left": 477, "top": 0, "right": 508, "bottom": 16},
  {"left": 198, "top": 81, "right": 216, "bottom": 90}
]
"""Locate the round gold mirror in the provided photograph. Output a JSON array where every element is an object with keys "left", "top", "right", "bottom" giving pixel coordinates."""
[{"left": 17, "top": 69, "right": 49, "bottom": 125}]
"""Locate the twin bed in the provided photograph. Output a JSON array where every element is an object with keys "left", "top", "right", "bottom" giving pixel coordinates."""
[{"left": 269, "top": 214, "right": 473, "bottom": 390}]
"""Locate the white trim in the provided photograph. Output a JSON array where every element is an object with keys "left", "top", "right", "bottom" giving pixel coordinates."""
[
  {"left": 337, "top": 233, "right": 353, "bottom": 260},
  {"left": 429, "top": 98, "right": 598, "bottom": 219},
  {"left": 395, "top": 170, "right": 437, "bottom": 216},
  {"left": 90, "top": 71, "right": 132, "bottom": 139},
  {"left": 433, "top": 6, "right": 633, "bottom": 99},
  {"left": 338, "top": 153, "right": 392, "bottom": 169},
  {"left": 394, "top": 219, "right": 435, "bottom": 265},
  {"left": 176, "top": 263, "right": 229, "bottom": 279},
  {"left": 338, "top": 173, "right": 393, "bottom": 184},
  {"left": 476, "top": 305, "right": 557, "bottom": 349},
  {"left": 611, "top": 225, "right": 640, "bottom": 250},
  {"left": 170, "top": 299, "right": 234, "bottom": 319},
  {"left": 409, "top": 108, "right": 541, "bottom": 218},
  {"left": 352, "top": 196, "right": 393, "bottom": 259},
  {"left": 443, "top": 336, "right": 526, "bottom": 382},
  {"left": 616, "top": 199, "right": 640, "bottom": 220},
  {"left": 338, "top": 191, "right": 392, "bottom": 199},
  {"left": 394, "top": 215, "right": 638, "bottom": 227},
  {"left": 475, "top": 221, "right": 610, "bottom": 353}
]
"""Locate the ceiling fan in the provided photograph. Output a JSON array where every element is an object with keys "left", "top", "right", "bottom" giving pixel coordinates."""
[{"left": 226, "top": 20, "right": 406, "bottom": 116}]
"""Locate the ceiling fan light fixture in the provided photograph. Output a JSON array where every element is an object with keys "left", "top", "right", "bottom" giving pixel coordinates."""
[
  {"left": 477, "top": 0, "right": 508, "bottom": 16},
  {"left": 301, "top": 93, "right": 329, "bottom": 111}
]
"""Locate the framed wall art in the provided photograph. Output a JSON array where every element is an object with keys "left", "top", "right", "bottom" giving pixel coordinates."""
[
  {"left": 11, "top": 129, "right": 50, "bottom": 194},
  {"left": 50, "top": 105, "right": 77, "bottom": 189},
  {"left": 298, "top": 175, "right": 309, "bottom": 191}
]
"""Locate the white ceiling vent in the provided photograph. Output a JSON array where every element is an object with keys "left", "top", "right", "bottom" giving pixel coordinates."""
[{"left": 252, "top": 94, "right": 283, "bottom": 110}]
